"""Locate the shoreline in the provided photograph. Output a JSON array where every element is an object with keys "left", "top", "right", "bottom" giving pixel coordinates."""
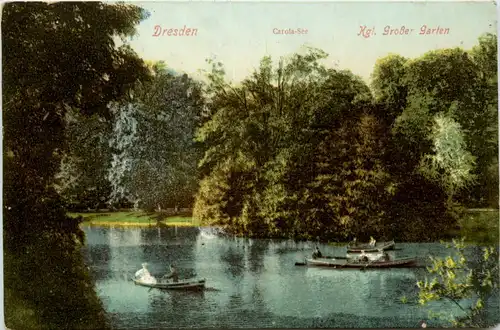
[
  {"left": 72, "top": 210, "right": 498, "bottom": 244},
  {"left": 70, "top": 211, "right": 198, "bottom": 228},
  {"left": 80, "top": 221, "right": 197, "bottom": 228}
]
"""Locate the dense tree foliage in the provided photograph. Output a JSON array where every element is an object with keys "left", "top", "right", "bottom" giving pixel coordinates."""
[
  {"left": 417, "top": 238, "right": 499, "bottom": 327},
  {"left": 57, "top": 62, "right": 204, "bottom": 212},
  {"left": 56, "top": 110, "right": 113, "bottom": 211},
  {"left": 107, "top": 64, "right": 204, "bottom": 210},
  {"left": 194, "top": 35, "right": 498, "bottom": 241},
  {"left": 2, "top": 2, "right": 150, "bottom": 328},
  {"left": 194, "top": 49, "right": 394, "bottom": 240},
  {"left": 52, "top": 33, "right": 496, "bottom": 242}
]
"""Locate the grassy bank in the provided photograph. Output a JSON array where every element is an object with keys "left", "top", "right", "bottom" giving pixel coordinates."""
[
  {"left": 70, "top": 211, "right": 195, "bottom": 227},
  {"left": 454, "top": 209, "right": 499, "bottom": 244}
]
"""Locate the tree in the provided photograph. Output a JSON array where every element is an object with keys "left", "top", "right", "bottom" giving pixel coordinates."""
[
  {"left": 194, "top": 48, "right": 392, "bottom": 241},
  {"left": 108, "top": 66, "right": 204, "bottom": 211},
  {"left": 3, "top": 0, "right": 150, "bottom": 247},
  {"left": 195, "top": 49, "right": 331, "bottom": 236},
  {"left": 400, "top": 45, "right": 496, "bottom": 208},
  {"left": 466, "top": 33, "right": 498, "bottom": 207},
  {"left": 56, "top": 110, "right": 113, "bottom": 211},
  {"left": 417, "top": 238, "right": 499, "bottom": 327},
  {"left": 419, "top": 113, "right": 476, "bottom": 205},
  {"left": 380, "top": 37, "right": 498, "bottom": 241},
  {"left": 370, "top": 54, "right": 408, "bottom": 123},
  {"left": 2, "top": 2, "right": 150, "bottom": 328}
]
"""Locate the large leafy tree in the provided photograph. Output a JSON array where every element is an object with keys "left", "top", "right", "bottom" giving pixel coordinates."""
[
  {"left": 304, "top": 113, "right": 394, "bottom": 241},
  {"left": 467, "top": 33, "right": 498, "bottom": 207},
  {"left": 2, "top": 2, "right": 150, "bottom": 328},
  {"left": 195, "top": 49, "right": 332, "bottom": 236},
  {"left": 3, "top": 1, "right": 150, "bottom": 246},
  {"left": 399, "top": 45, "right": 496, "bottom": 207},
  {"left": 194, "top": 48, "right": 393, "bottom": 240},
  {"left": 370, "top": 54, "right": 408, "bottom": 124},
  {"left": 56, "top": 110, "right": 113, "bottom": 211},
  {"left": 372, "top": 35, "right": 498, "bottom": 241},
  {"left": 108, "top": 65, "right": 204, "bottom": 211}
]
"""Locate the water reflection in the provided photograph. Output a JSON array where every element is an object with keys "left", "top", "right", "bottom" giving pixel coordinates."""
[
  {"left": 219, "top": 244, "right": 246, "bottom": 279},
  {"left": 81, "top": 226, "right": 500, "bottom": 329},
  {"left": 247, "top": 239, "right": 270, "bottom": 274},
  {"left": 85, "top": 245, "right": 112, "bottom": 282}
]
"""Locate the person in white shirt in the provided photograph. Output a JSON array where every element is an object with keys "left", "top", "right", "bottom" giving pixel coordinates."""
[{"left": 135, "top": 263, "right": 150, "bottom": 279}]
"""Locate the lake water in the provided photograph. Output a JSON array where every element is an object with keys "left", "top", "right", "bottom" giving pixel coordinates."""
[{"left": 82, "top": 226, "right": 499, "bottom": 329}]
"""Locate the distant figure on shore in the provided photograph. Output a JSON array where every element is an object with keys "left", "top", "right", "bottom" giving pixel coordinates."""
[
  {"left": 312, "top": 246, "right": 323, "bottom": 259},
  {"left": 369, "top": 236, "right": 376, "bottom": 247},
  {"left": 164, "top": 264, "right": 179, "bottom": 282}
]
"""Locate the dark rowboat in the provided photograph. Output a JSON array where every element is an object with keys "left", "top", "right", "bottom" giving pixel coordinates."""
[
  {"left": 133, "top": 278, "right": 206, "bottom": 290},
  {"left": 303, "top": 256, "right": 416, "bottom": 269},
  {"left": 347, "top": 240, "right": 395, "bottom": 253}
]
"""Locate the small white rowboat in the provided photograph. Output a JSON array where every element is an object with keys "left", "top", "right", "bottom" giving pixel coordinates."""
[{"left": 133, "top": 278, "right": 206, "bottom": 290}]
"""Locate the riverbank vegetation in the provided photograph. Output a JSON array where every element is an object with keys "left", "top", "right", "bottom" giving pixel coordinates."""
[
  {"left": 417, "top": 238, "right": 499, "bottom": 327},
  {"left": 452, "top": 210, "right": 499, "bottom": 245}
]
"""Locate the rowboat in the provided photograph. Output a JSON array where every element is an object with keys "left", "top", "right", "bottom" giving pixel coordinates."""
[
  {"left": 133, "top": 278, "right": 206, "bottom": 290},
  {"left": 301, "top": 256, "right": 416, "bottom": 269},
  {"left": 346, "top": 240, "right": 395, "bottom": 253}
]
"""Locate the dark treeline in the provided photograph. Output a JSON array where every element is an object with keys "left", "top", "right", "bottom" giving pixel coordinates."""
[
  {"left": 194, "top": 39, "right": 498, "bottom": 242},
  {"left": 2, "top": 1, "right": 497, "bottom": 327}
]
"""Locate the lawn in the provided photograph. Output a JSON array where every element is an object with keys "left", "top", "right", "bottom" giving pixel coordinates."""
[
  {"left": 70, "top": 211, "right": 195, "bottom": 227},
  {"left": 457, "top": 209, "right": 499, "bottom": 244}
]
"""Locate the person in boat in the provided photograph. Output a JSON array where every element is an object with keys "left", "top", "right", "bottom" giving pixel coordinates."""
[
  {"left": 382, "top": 252, "right": 390, "bottom": 261},
  {"left": 163, "top": 264, "right": 179, "bottom": 283},
  {"left": 312, "top": 246, "right": 323, "bottom": 259},
  {"left": 369, "top": 236, "right": 376, "bottom": 247},
  {"left": 359, "top": 251, "right": 369, "bottom": 262},
  {"left": 135, "top": 263, "right": 150, "bottom": 279}
]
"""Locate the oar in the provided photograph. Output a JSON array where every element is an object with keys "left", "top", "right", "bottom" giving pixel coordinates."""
[
  {"left": 360, "top": 259, "right": 377, "bottom": 271},
  {"left": 334, "top": 261, "right": 348, "bottom": 269}
]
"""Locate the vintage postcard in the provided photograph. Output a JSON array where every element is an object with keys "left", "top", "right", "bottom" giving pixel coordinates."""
[{"left": 2, "top": 1, "right": 499, "bottom": 329}]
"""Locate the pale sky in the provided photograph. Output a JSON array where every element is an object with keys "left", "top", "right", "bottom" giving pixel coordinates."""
[{"left": 123, "top": 1, "right": 497, "bottom": 83}]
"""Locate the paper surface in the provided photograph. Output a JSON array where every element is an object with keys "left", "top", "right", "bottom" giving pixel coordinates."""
[{"left": 2, "top": 1, "right": 498, "bottom": 329}]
